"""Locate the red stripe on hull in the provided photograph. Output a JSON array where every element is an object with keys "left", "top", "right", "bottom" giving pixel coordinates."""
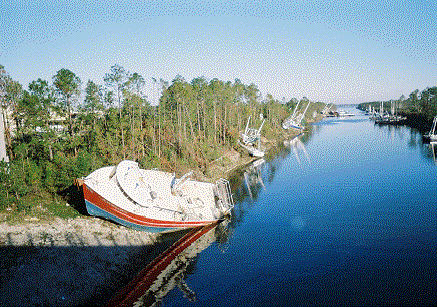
[{"left": 83, "top": 183, "right": 216, "bottom": 229}]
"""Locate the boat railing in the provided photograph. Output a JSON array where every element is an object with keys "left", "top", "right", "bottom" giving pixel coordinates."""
[{"left": 215, "top": 178, "right": 234, "bottom": 213}]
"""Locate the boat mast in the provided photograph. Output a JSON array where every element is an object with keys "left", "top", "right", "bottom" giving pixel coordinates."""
[
  {"left": 298, "top": 101, "right": 311, "bottom": 125},
  {"left": 244, "top": 116, "right": 251, "bottom": 135},
  {"left": 430, "top": 116, "right": 437, "bottom": 136},
  {"left": 257, "top": 119, "right": 265, "bottom": 135},
  {"left": 291, "top": 100, "right": 301, "bottom": 119}
]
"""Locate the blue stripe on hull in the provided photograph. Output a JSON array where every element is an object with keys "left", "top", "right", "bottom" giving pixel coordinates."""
[
  {"left": 290, "top": 125, "right": 304, "bottom": 130},
  {"left": 85, "top": 201, "right": 177, "bottom": 233}
]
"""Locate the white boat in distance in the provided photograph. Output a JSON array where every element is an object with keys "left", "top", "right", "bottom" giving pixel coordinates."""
[
  {"left": 83, "top": 160, "right": 234, "bottom": 233},
  {"left": 423, "top": 116, "right": 437, "bottom": 142},
  {"left": 283, "top": 100, "right": 311, "bottom": 130},
  {"left": 336, "top": 109, "right": 355, "bottom": 117}
]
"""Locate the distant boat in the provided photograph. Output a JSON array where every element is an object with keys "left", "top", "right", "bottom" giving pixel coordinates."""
[
  {"left": 336, "top": 109, "right": 355, "bottom": 117},
  {"left": 375, "top": 115, "right": 406, "bottom": 125},
  {"left": 238, "top": 140, "right": 265, "bottom": 158},
  {"left": 374, "top": 100, "right": 406, "bottom": 125},
  {"left": 423, "top": 116, "right": 437, "bottom": 142},
  {"left": 248, "top": 147, "right": 265, "bottom": 158},
  {"left": 321, "top": 103, "right": 333, "bottom": 116},
  {"left": 283, "top": 100, "right": 311, "bottom": 130},
  {"left": 240, "top": 116, "right": 265, "bottom": 145},
  {"left": 82, "top": 160, "right": 234, "bottom": 233},
  {"left": 239, "top": 116, "right": 266, "bottom": 157}
]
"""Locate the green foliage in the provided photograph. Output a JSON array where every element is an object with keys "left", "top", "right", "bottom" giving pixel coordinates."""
[
  {"left": 42, "top": 161, "right": 57, "bottom": 193},
  {"left": 1, "top": 64, "right": 326, "bottom": 219},
  {"left": 25, "top": 160, "right": 43, "bottom": 192},
  {"left": 358, "top": 86, "right": 437, "bottom": 120}
]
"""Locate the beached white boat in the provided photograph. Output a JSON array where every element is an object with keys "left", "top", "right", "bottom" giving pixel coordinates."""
[
  {"left": 423, "top": 116, "right": 437, "bottom": 142},
  {"left": 82, "top": 160, "right": 233, "bottom": 233},
  {"left": 240, "top": 116, "right": 265, "bottom": 145},
  {"left": 238, "top": 140, "right": 265, "bottom": 158},
  {"left": 283, "top": 100, "right": 311, "bottom": 130},
  {"left": 239, "top": 116, "right": 266, "bottom": 157},
  {"left": 248, "top": 147, "right": 265, "bottom": 158}
]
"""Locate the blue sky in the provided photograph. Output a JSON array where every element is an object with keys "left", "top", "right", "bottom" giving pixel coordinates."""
[{"left": 1, "top": 0, "right": 436, "bottom": 105}]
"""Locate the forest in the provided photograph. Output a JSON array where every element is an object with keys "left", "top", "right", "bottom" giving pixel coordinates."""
[
  {"left": 0, "top": 64, "right": 324, "bottom": 216},
  {"left": 357, "top": 87, "right": 437, "bottom": 125}
]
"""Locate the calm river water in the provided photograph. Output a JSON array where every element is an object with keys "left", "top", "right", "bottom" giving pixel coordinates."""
[{"left": 154, "top": 107, "right": 436, "bottom": 306}]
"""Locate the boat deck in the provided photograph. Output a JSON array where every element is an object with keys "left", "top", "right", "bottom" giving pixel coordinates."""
[{"left": 85, "top": 163, "right": 221, "bottom": 223}]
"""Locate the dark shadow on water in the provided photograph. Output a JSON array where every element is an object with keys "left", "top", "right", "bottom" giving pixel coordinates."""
[{"left": 0, "top": 222, "right": 228, "bottom": 307}]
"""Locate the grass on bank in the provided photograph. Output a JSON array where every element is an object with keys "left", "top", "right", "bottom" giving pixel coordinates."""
[{"left": 1, "top": 190, "right": 81, "bottom": 225}]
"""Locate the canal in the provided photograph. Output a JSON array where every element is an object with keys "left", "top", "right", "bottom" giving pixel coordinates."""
[
  {"left": 158, "top": 107, "right": 436, "bottom": 306},
  {"left": 3, "top": 107, "right": 435, "bottom": 306}
]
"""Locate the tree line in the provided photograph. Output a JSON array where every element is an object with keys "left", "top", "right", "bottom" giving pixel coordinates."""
[
  {"left": 357, "top": 87, "right": 437, "bottom": 122},
  {"left": 0, "top": 64, "right": 324, "bottom": 212}
]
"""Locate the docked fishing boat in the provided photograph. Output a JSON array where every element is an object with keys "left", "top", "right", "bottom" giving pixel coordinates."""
[
  {"left": 82, "top": 160, "right": 234, "bottom": 233},
  {"left": 375, "top": 115, "right": 406, "bottom": 125},
  {"left": 374, "top": 100, "right": 406, "bottom": 125},
  {"left": 423, "top": 116, "right": 437, "bottom": 142}
]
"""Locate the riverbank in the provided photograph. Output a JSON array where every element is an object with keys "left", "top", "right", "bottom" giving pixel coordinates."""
[
  {"left": 0, "top": 216, "right": 160, "bottom": 247},
  {"left": 0, "top": 119, "right": 311, "bottom": 247},
  {"left": 0, "top": 120, "right": 317, "bottom": 306}
]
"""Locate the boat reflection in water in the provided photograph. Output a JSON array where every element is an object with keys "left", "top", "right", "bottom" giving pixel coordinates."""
[
  {"left": 105, "top": 221, "right": 229, "bottom": 307},
  {"left": 244, "top": 158, "right": 266, "bottom": 201},
  {"left": 426, "top": 142, "right": 437, "bottom": 165},
  {"left": 283, "top": 133, "right": 310, "bottom": 166}
]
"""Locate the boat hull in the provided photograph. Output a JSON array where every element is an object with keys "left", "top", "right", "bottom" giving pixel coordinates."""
[
  {"left": 282, "top": 122, "right": 304, "bottom": 130},
  {"left": 250, "top": 150, "right": 265, "bottom": 158},
  {"left": 423, "top": 134, "right": 437, "bottom": 142},
  {"left": 83, "top": 183, "right": 217, "bottom": 233}
]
